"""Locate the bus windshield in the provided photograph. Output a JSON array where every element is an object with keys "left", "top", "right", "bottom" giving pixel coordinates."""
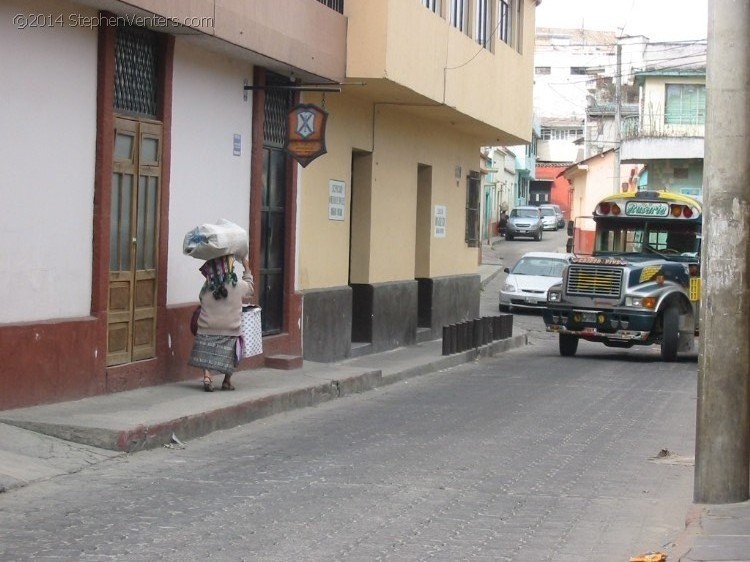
[{"left": 594, "top": 221, "right": 701, "bottom": 261}]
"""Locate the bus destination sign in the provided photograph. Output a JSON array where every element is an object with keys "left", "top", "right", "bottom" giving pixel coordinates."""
[{"left": 625, "top": 201, "right": 669, "bottom": 217}]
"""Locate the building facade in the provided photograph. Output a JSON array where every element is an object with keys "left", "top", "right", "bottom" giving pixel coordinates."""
[
  {"left": 298, "top": 0, "right": 538, "bottom": 361},
  {"left": 0, "top": 0, "right": 538, "bottom": 409},
  {"left": 621, "top": 67, "right": 706, "bottom": 198}
]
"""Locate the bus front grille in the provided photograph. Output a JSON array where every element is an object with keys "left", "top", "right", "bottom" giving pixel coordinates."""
[{"left": 566, "top": 266, "right": 623, "bottom": 298}]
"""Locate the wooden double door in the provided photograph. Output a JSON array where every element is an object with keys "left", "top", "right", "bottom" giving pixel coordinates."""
[{"left": 107, "top": 116, "right": 162, "bottom": 366}]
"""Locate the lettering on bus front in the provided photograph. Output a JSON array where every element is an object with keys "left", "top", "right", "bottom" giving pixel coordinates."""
[{"left": 624, "top": 201, "right": 669, "bottom": 217}]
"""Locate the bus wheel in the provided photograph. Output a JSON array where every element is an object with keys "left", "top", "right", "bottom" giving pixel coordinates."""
[
  {"left": 661, "top": 305, "right": 679, "bottom": 361},
  {"left": 559, "top": 334, "right": 579, "bottom": 357}
]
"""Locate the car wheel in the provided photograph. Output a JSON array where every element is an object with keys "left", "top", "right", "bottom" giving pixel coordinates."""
[
  {"left": 506, "top": 234, "right": 514, "bottom": 241},
  {"left": 660, "top": 305, "right": 680, "bottom": 361},
  {"left": 499, "top": 304, "right": 510, "bottom": 312},
  {"left": 559, "top": 334, "right": 579, "bottom": 357}
]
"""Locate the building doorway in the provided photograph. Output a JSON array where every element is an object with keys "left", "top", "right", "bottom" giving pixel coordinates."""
[{"left": 108, "top": 116, "right": 162, "bottom": 366}]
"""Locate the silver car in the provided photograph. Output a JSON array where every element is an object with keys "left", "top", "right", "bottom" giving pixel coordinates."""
[
  {"left": 505, "top": 206, "right": 544, "bottom": 241},
  {"left": 542, "top": 203, "right": 565, "bottom": 229},
  {"left": 538, "top": 205, "right": 559, "bottom": 231},
  {"left": 499, "top": 251, "right": 573, "bottom": 311}
]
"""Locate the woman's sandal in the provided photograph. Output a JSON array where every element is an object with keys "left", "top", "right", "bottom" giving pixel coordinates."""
[
  {"left": 221, "top": 379, "right": 235, "bottom": 391},
  {"left": 203, "top": 375, "right": 214, "bottom": 392}
]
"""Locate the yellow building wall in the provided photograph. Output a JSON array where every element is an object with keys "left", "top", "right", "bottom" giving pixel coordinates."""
[
  {"left": 297, "top": 93, "right": 482, "bottom": 290},
  {"left": 345, "top": 0, "right": 535, "bottom": 144},
  {"left": 296, "top": 92, "right": 373, "bottom": 291}
]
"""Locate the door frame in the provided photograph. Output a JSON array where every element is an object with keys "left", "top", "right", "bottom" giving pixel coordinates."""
[{"left": 92, "top": 21, "right": 174, "bottom": 389}]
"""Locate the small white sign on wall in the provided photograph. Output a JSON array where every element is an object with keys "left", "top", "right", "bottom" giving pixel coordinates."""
[
  {"left": 328, "top": 180, "right": 346, "bottom": 221},
  {"left": 233, "top": 134, "right": 241, "bottom": 156},
  {"left": 434, "top": 205, "right": 447, "bottom": 238}
]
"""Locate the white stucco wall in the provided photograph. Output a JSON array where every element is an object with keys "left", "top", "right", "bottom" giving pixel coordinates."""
[
  {"left": 0, "top": 0, "right": 98, "bottom": 323},
  {"left": 167, "top": 39, "right": 255, "bottom": 305}
]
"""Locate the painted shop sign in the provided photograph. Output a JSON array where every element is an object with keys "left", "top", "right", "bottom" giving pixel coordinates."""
[
  {"left": 285, "top": 103, "right": 328, "bottom": 167},
  {"left": 434, "top": 205, "right": 447, "bottom": 238},
  {"left": 328, "top": 180, "right": 345, "bottom": 221}
]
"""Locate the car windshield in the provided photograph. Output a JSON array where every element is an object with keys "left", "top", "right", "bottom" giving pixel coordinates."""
[
  {"left": 511, "top": 209, "right": 539, "bottom": 218},
  {"left": 540, "top": 208, "right": 555, "bottom": 216},
  {"left": 512, "top": 257, "right": 568, "bottom": 277}
]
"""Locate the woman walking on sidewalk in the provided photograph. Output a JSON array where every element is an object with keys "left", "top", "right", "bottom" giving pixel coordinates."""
[{"left": 189, "top": 254, "right": 254, "bottom": 392}]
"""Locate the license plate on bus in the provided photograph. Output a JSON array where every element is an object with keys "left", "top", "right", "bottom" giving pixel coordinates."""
[{"left": 582, "top": 312, "right": 597, "bottom": 323}]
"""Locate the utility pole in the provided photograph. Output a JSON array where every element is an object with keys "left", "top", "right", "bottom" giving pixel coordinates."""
[
  {"left": 694, "top": 0, "right": 750, "bottom": 504},
  {"left": 613, "top": 42, "right": 622, "bottom": 194}
]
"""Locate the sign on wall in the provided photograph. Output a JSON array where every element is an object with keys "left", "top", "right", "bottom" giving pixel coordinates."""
[
  {"left": 434, "top": 205, "right": 446, "bottom": 238},
  {"left": 285, "top": 103, "right": 328, "bottom": 167},
  {"left": 328, "top": 180, "right": 345, "bottom": 221}
]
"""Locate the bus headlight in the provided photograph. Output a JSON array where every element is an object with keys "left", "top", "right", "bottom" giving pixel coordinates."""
[{"left": 626, "top": 296, "right": 657, "bottom": 309}]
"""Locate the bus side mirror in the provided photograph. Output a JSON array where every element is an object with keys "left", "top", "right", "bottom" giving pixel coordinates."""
[
  {"left": 566, "top": 237, "right": 574, "bottom": 253},
  {"left": 566, "top": 220, "right": 574, "bottom": 237}
]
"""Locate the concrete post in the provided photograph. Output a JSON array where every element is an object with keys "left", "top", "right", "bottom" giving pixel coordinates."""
[{"left": 694, "top": 0, "right": 750, "bottom": 504}]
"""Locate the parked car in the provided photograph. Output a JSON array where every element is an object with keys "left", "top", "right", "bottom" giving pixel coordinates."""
[
  {"left": 499, "top": 251, "right": 573, "bottom": 311},
  {"left": 542, "top": 203, "right": 565, "bottom": 229},
  {"left": 505, "top": 206, "right": 544, "bottom": 241},
  {"left": 538, "top": 205, "right": 559, "bottom": 231}
]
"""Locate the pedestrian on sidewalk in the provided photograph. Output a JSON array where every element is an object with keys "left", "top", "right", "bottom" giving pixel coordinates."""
[
  {"left": 188, "top": 254, "right": 254, "bottom": 392},
  {"left": 498, "top": 210, "right": 508, "bottom": 237}
]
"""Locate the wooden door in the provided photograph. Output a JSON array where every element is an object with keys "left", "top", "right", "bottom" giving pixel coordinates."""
[{"left": 108, "top": 116, "right": 162, "bottom": 366}]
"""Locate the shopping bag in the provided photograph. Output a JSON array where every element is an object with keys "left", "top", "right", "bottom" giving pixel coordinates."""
[
  {"left": 240, "top": 305, "right": 263, "bottom": 357},
  {"left": 183, "top": 219, "right": 249, "bottom": 261}
]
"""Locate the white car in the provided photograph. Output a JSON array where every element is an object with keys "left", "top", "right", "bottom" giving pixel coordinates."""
[{"left": 499, "top": 251, "right": 573, "bottom": 311}]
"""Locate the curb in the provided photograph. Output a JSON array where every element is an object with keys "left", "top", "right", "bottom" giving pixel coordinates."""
[
  {"left": 1, "top": 335, "right": 528, "bottom": 454},
  {"left": 481, "top": 266, "right": 504, "bottom": 289}
]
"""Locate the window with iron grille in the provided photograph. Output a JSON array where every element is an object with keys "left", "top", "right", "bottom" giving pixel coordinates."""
[
  {"left": 114, "top": 25, "right": 160, "bottom": 117},
  {"left": 315, "top": 0, "right": 344, "bottom": 14},
  {"left": 498, "top": 0, "right": 523, "bottom": 52},
  {"left": 421, "top": 0, "right": 441, "bottom": 13},
  {"left": 514, "top": 0, "right": 523, "bottom": 53},
  {"left": 498, "top": 0, "right": 510, "bottom": 45},
  {"left": 263, "top": 75, "right": 294, "bottom": 147},
  {"left": 475, "top": 0, "right": 491, "bottom": 47},
  {"left": 465, "top": 172, "right": 481, "bottom": 247},
  {"left": 450, "top": 0, "right": 469, "bottom": 33}
]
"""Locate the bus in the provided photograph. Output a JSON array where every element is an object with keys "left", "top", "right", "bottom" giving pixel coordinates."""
[{"left": 542, "top": 190, "right": 701, "bottom": 361}]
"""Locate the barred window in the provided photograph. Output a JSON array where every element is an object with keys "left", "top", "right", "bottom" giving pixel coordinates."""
[
  {"left": 498, "top": 0, "right": 510, "bottom": 44},
  {"left": 263, "top": 74, "right": 294, "bottom": 147},
  {"left": 421, "top": 0, "right": 441, "bottom": 13},
  {"left": 114, "top": 25, "right": 159, "bottom": 117},
  {"left": 465, "top": 172, "right": 481, "bottom": 247},
  {"left": 449, "top": 0, "right": 469, "bottom": 33},
  {"left": 315, "top": 0, "right": 344, "bottom": 13},
  {"left": 476, "top": 0, "right": 491, "bottom": 47}
]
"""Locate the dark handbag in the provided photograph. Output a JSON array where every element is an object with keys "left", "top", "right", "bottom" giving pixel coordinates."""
[{"left": 190, "top": 305, "right": 201, "bottom": 335}]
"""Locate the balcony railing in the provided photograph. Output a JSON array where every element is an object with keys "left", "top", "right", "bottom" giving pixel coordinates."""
[
  {"left": 621, "top": 114, "right": 705, "bottom": 141},
  {"left": 316, "top": 0, "right": 343, "bottom": 13}
]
